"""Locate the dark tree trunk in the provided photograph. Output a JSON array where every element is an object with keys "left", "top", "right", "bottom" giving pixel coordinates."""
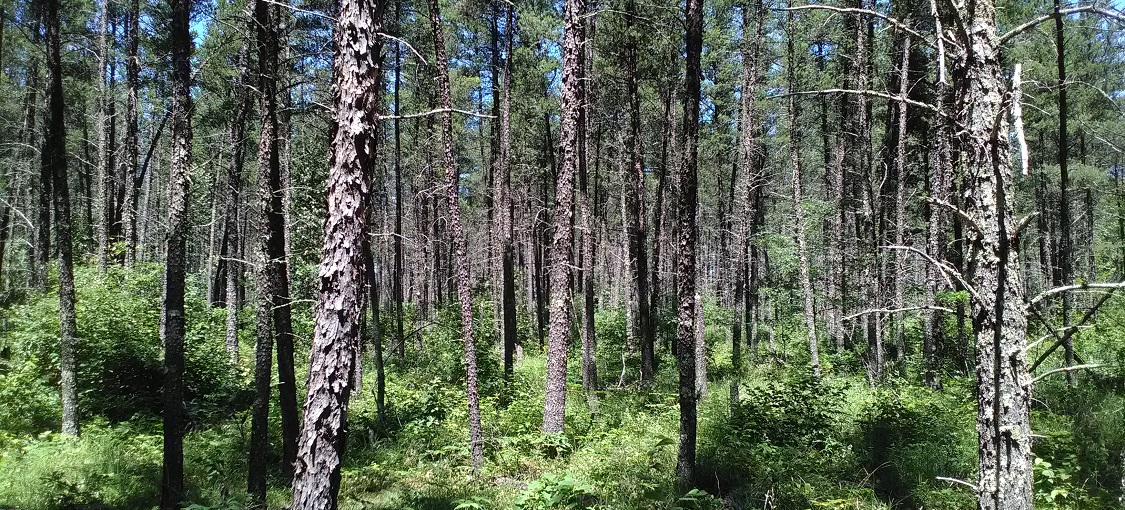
[
  {"left": 497, "top": 5, "right": 518, "bottom": 380},
  {"left": 733, "top": 0, "right": 763, "bottom": 403},
  {"left": 222, "top": 43, "right": 251, "bottom": 360},
  {"left": 1054, "top": 0, "right": 1075, "bottom": 386},
  {"left": 427, "top": 0, "right": 484, "bottom": 471},
  {"left": 622, "top": 0, "right": 651, "bottom": 385},
  {"left": 675, "top": 0, "right": 703, "bottom": 487},
  {"left": 393, "top": 0, "right": 405, "bottom": 358},
  {"left": 122, "top": 0, "right": 141, "bottom": 266},
  {"left": 43, "top": 0, "right": 78, "bottom": 437},
  {"left": 924, "top": 12, "right": 951, "bottom": 388},
  {"left": 290, "top": 0, "right": 384, "bottom": 505},
  {"left": 577, "top": 2, "right": 597, "bottom": 395},
  {"left": 160, "top": 0, "right": 194, "bottom": 502},
  {"left": 542, "top": 0, "right": 582, "bottom": 436}
]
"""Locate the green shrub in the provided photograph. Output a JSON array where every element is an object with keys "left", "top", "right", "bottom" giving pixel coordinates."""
[{"left": 514, "top": 473, "right": 596, "bottom": 509}]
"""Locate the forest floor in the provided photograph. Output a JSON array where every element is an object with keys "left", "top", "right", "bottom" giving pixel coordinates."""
[{"left": 0, "top": 267, "right": 1122, "bottom": 509}]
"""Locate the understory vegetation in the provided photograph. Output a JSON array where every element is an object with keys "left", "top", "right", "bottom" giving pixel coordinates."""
[{"left": 1, "top": 265, "right": 1123, "bottom": 509}]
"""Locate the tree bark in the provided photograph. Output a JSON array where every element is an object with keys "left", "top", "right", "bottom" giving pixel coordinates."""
[
  {"left": 951, "top": 2, "right": 1033, "bottom": 507},
  {"left": 160, "top": 0, "right": 194, "bottom": 502},
  {"left": 1053, "top": 0, "right": 1075, "bottom": 387},
  {"left": 675, "top": 0, "right": 703, "bottom": 488},
  {"left": 43, "top": 0, "right": 78, "bottom": 437},
  {"left": 621, "top": 0, "right": 651, "bottom": 385},
  {"left": 427, "top": 0, "right": 484, "bottom": 471},
  {"left": 541, "top": 0, "right": 582, "bottom": 436},
  {"left": 497, "top": 5, "right": 518, "bottom": 380},
  {"left": 578, "top": 2, "right": 597, "bottom": 395},
  {"left": 122, "top": 0, "right": 141, "bottom": 266},
  {"left": 96, "top": 0, "right": 112, "bottom": 272},
  {"left": 787, "top": 13, "right": 820, "bottom": 381},
  {"left": 290, "top": 0, "right": 384, "bottom": 505},
  {"left": 222, "top": 42, "right": 251, "bottom": 360}
]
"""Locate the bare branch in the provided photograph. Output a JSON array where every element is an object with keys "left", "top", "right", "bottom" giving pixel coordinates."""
[
  {"left": 1027, "top": 281, "right": 1125, "bottom": 309},
  {"left": 882, "top": 245, "right": 982, "bottom": 302},
  {"left": 1024, "top": 325, "right": 1091, "bottom": 353},
  {"left": 925, "top": 196, "right": 982, "bottom": 234},
  {"left": 778, "top": 4, "right": 946, "bottom": 48},
  {"left": 1000, "top": 5, "right": 1125, "bottom": 45},
  {"left": 936, "top": 476, "right": 978, "bottom": 491},
  {"left": 377, "top": 32, "right": 429, "bottom": 65},
  {"left": 376, "top": 108, "right": 495, "bottom": 120},
  {"left": 1011, "top": 64, "right": 1030, "bottom": 176},
  {"left": 262, "top": 0, "right": 336, "bottom": 22},
  {"left": 1012, "top": 212, "right": 1038, "bottom": 240},
  {"left": 773, "top": 88, "right": 941, "bottom": 114},
  {"left": 843, "top": 305, "right": 954, "bottom": 322},
  {"left": 1032, "top": 364, "right": 1102, "bottom": 385},
  {"left": 1028, "top": 289, "right": 1117, "bottom": 372}
]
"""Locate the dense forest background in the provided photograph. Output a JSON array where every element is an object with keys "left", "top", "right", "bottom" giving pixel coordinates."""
[{"left": 0, "top": 0, "right": 1124, "bottom": 507}]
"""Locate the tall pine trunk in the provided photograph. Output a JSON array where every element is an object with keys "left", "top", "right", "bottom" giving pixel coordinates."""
[
  {"left": 290, "top": 0, "right": 384, "bottom": 505},
  {"left": 160, "top": 0, "right": 194, "bottom": 502},
  {"left": 675, "top": 0, "right": 703, "bottom": 487},
  {"left": 541, "top": 0, "right": 582, "bottom": 436},
  {"left": 44, "top": 0, "right": 78, "bottom": 437},
  {"left": 427, "top": 0, "right": 484, "bottom": 471}
]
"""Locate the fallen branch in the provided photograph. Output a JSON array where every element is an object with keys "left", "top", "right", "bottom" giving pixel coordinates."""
[{"left": 936, "top": 476, "right": 978, "bottom": 491}]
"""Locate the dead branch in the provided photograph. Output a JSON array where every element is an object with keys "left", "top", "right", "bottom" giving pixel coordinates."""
[
  {"left": 773, "top": 89, "right": 940, "bottom": 114},
  {"left": 882, "top": 245, "right": 982, "bottom": 302},
  {"left": 1000, "top": 5, "right": 1125, "bottom": 44},
  {"left": 843, "top": 305, "right": 954, "bottom": 322},
  {"left": 1027, "top": 281, "right": 1125, "bottom": 309},
  {"left": 1028, "top": 288, "right": 1117, "bottom": 372},
  {"left": 1032, "top": 364, "right": 1102, "bottom": 385},
  {"left": 377, "top": 108, "right": 496, "bottom": 120}
]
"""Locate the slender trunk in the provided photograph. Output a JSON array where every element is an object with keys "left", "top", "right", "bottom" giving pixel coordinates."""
[
  {"left": 924, "top": 1, "right": 949, "bottom": 388},
  {"left": 223, "top": 44, "right": 251, "bottom": 360},
  {"left": 427, "top": 0, "right": 484, "bottom": 471},
  {"left": 542, "top": 0, "right": 582, "bottom": 436},
  {"left": 364, "top": 242, "right": 386, "bottom": 423},
  {"left": 290, "top": 0, "right": 384, "bottom": 505},
  {"left": 498, "top": 5, "right": 518, "bottom": 380},
  {"left": 1054, "top": 0, "right": 1075, "bottom": 386},
  {"left": 393, "top": 0, "right": 405, "bottom": 357},
  {"left": 675, "top": 0, "right": 703, "bottom": 487},
  {"left": 621, "top": 0, "right": 651, "bottom": 385},
  {"left": 650, "top": 82, "right": 673, "bottom": 354},
  {"left": 43, "top": 0, "right": 78, "bottom": 436},
  {"left": 578, "top": 5, "right": 597, "bottom": 395},
  {"left": 96, "top": 0, "right": 112, "bottom": 272},
  {"left": 892, "top": 28, "right": 910, "bottom": 363},
  {"left": 787, "top": 13, "right": 819, "bottom": 380},
  {"left": 160, "top": 0, "right": 194, "bottom": 501}
]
